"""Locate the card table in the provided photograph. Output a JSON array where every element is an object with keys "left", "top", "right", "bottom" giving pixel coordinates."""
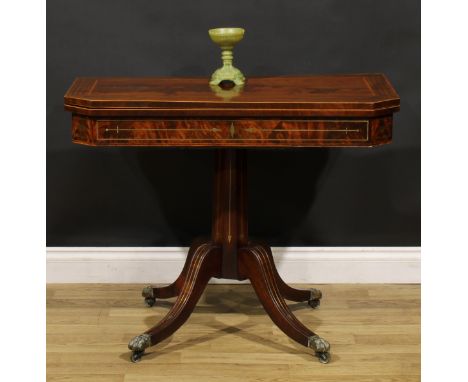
[{"left": 64, "top": 74, "right": 400, "bottom": 363}]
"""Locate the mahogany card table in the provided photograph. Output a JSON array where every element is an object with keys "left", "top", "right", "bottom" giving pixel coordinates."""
[{"left": 64, "top": 75, "right": 400, "bottom": 363}]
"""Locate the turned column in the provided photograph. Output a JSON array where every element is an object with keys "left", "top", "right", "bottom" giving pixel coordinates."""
[{"left": 212, "top": 149, "right": 248, "bottom": 279}]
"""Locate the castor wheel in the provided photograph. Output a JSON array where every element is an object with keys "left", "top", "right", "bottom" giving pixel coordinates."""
[
  {"left": 144, "top": 297, "right": 156, "bottom": 307},
  {"left": 142, "top": 286, "right": 155, "bottom": 307},
  {"left": 308, "top": 288, "right": 322, "bottom": 308},
  {"left": 308, "top": 298, "right": 320, "bottom": 309},
  {"left": 308, "top": 335, "right": 330, "bottom": 364},
  {"left": 128, "top": 333, "right": 151, "bottom": 363},
  {"left": 131, "top": 350, "right": 144, "bottom": 363},
  {"left": 316, "top": 351, "right": 330, "bottom": 364}
]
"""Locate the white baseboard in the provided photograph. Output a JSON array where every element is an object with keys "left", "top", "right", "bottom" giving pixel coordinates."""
[{"left": 46, "top": 247, "right": 420, "bottom": 284}]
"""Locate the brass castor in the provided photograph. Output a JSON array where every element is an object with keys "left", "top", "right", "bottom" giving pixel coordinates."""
[
  {"left": 316, "top": 351, "right": 331, "bottom": 364},
  {"left": 308, "top": 335, "right": 330, "bottom": 364},
  {"left": 308, "top": 298, "right": 320, "bottom": 309},
  {"left": 144, "top": 297, "right": 156, "bottom": 307},
  {"left": 131, "top": 350, "right": 144, "bottom": 363},
  {"left": 128, "top": 333, "right": 152, "bottom": 363},
  {"left": 142, "top": 286, "right": 155, "bottom": 307},
  {"left": 308, "top": 288, "right": 322, "bottom": 309}
]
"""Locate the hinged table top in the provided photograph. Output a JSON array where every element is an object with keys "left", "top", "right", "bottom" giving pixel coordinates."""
[{"left": 64, "top": 74, "right": 399, "bottom": 118}]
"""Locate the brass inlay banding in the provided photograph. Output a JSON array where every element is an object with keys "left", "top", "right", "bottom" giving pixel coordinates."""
[
  {"left": 96, "top": 120, "right": 369, "bottom": 142},
  {"left": 104, "top": 127, "right": 222, "bottom": 133},
  {"left": 243, "top": 128, "right": 361, "bottom": 133}
]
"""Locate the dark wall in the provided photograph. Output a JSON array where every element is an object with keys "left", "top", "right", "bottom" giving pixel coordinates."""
[{"left": 47, "top": 0, "right": 420, "bottom": 247}]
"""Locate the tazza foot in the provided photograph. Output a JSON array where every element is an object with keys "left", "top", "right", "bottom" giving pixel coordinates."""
[{"left": 142, "top": 286, "right": 156, "bottom": 307}]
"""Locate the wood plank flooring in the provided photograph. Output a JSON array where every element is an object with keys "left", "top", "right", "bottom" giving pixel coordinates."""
[{"left": 47, "top": 284, "right": 420, "bottom": 382}]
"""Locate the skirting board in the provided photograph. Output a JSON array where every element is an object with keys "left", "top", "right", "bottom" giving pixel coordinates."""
[{"left": 46, "top": 247, "right": 420, "bottom": 284}]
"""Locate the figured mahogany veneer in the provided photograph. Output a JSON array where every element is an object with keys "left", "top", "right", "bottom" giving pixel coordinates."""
[
  {"left": 64, "top": 75, "right": 400, "bottom": 364},
  {"left": 72, "top": 116, "right": 393, "bottom": 147},
  {"left": 66, "top": 75, "right": 398, "bottom": 148},
  {"left": 64, "top": 75, "right": 399, "bottom": 116}
]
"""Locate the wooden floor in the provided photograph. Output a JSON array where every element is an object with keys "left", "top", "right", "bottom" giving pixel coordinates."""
[{"left": 47, "top": 284, "right": 420, "bottom": 382}]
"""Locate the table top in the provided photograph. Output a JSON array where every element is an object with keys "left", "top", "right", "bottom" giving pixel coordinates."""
[
  {"left": 64, "top": 75, "right": 399, "bottom": 148},
  {"left": 64, "top": 74, "right": 399, "bottom": 118}
]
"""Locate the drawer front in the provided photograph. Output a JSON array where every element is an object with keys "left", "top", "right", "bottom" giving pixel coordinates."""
[{"left": 93, "top": 119, "right": 369, "bottom": 146}]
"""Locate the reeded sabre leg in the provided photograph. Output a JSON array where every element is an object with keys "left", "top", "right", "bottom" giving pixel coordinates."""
[
  {"left": 239, "top": 245, "right": 330, "bottom": 363},
  {"left": 254, "top": 244, "right": 323, "bottom": 308},
  {"left": 129, "top": 243, "right": 221, "bottom": 362},
  {"left": 141, "top": 238, "right": 209, "bottom": 307}
]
